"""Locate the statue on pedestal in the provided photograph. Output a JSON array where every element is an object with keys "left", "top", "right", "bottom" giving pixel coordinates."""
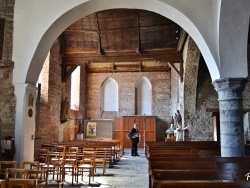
[{"left": 60, "top": 97, "right": 69, "bottom": 123}]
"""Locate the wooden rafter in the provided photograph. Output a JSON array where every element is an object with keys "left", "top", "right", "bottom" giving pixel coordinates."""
[
  {"left": 136, "top": 10, "right": 141, "bottom": 53},
  {"left": 62, "top": 64, "right": 77, "bottom": 83},
  {"left": 177, "top": 29, "right": 187, "bottom": 52},
  {"left": 168, "top": 61, "right": 183, "bottom": 80},
  {"left": 63, "top": 49, "right": 182, "bottom": 65},
  {"left": 95, "top": 12, "right": 103, "bottom": 55}
]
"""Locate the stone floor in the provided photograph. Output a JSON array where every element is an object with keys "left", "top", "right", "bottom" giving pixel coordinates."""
[{"left": 63, "top": 148, "right": 148, "bottom": 188}]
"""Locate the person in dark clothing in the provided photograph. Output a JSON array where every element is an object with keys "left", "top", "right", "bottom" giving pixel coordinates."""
[{"left": 129, "top": 123, "right": 140, "bottom": 156}]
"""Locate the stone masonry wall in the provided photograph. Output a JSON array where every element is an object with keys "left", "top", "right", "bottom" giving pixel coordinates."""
[
  {"left": 0, "top": 0, "right": 15, "bottom": 141},
  {"left": 178, "top": 36, "right": 218, "bottom": 141},
  {"left": 189, "top": 57, "right": 219, "bottom": 141},
  {"left": 87, "top": 72, "right": 172, "bottom": 140},
  {"left": 243, "top": 45, "right": 250, "bottom": 142}
]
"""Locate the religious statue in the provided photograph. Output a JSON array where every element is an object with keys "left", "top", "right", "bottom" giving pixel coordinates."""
[
  {"left": 61, "top": 97, "right": 69, "bottom": 123},
  {"left": 174, "top": 113, "right": 178, "bottom": 128},
  {"left": 176, "top": 110, "right": 182, "bottom": 126},
  {"left": 28, "top": 94, "right": 34, "bottom": 107}
]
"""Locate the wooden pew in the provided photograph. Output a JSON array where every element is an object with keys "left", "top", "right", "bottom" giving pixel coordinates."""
[
  {"left": 151, "top": 169, "right": 234, "bottom": 188},
  {"left": 148, "top": 161, "right": 216, "bottom": 188},
  {"left": 149, "top": 161, "right": 216, "bottom": 171},
  {"left": 148, "top": 153, "right": 200, "bottom": 158},
  {"left": 149, "top": 159, "right": 250, "bottom": 187},
  {"left": 153, "top": 181, "right": 250, "bottom": 188},
  {"left": 148, "top": 156, "right": 212, "bottom": 162}
]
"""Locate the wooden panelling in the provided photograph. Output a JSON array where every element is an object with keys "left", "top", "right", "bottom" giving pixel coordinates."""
[{"left": 114, "top": 116, "right": 156, "bottom": 148}]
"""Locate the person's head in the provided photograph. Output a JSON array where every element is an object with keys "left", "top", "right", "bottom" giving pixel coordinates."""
[{"left": 134, "top": 123, "right": 138, "bottom": 129}]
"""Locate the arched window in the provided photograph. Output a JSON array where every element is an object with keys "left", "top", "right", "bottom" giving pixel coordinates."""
[
  {"left": 101, "top": 77, "right": 118, "bottom": 112},
  {"left": 70, "top": 66, "right": 80, "bottom": 110},
  {"left": 135, "top": 77, "right": 152, "bottom": 115}
]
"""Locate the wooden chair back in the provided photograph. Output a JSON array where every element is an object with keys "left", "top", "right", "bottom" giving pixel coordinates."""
[
  {"left": 7, "top": 179, "right": 37, "bottom": 188},
  {"left": 0, "top": 161, "right": 17, "bottom": 179},
  {"left": 5, "top": 168, "right": 27, "bottom": 179},
  {"left": 22, "top": 161, "right": 39, "bottom": 170},
  {"left": 24, "top": 169, "right": 48, "bottom": 187},
  {"left": 36, "top": 149, "right": 48, "bottom": 163}
]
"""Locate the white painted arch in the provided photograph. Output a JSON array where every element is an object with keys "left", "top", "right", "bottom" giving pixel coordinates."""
[
  {"left": 12, "top": 0, "right": 250, "bottom": 85},
  {"left": 12, "top": 0, "right": 250, "bottom": 84},
  {"left": 11, "top": 0, "right": 250, "bottom": 165},
  {"left": 13, "top": 0, "right": 221, "bottom": 85}
]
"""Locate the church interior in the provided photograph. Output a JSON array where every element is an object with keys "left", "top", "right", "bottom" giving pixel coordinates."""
[{"left": 0, "top": 1, "right": 250, "bottom": 187}]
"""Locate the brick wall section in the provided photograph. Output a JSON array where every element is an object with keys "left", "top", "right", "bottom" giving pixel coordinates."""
[
  {"left": 0, "top": 0, "right": 15, "bottom": 141},
  {"left": 35, "top": 39, "right": 62, "bottom": 150},
  {"left": 78, "top": 66, "right": 87, "bottom": 132},
  {"left": 36, "top": 39, "right": 88, "bottom": 149},
  {"left": 86, "top": 71, "right": 171, "bottom": 140}
]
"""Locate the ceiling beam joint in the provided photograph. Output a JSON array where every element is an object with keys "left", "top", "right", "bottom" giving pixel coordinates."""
[
  {"left": 62, "top": 64, "right": 77, "bottom": 83},
  {"left": 168, "top": 61, "right": 183, "bottom": 80}
]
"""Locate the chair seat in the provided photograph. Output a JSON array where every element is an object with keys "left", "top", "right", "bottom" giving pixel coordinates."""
[{"left": 78, "top": 164, "right": 94, "bottom": 168}]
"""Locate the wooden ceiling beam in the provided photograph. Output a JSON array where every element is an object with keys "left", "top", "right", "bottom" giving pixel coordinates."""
[
  {"left": 62, "top": 64, "right": 78, "bottom": 83},
  {"left": 63, "top": 52, "right": 182, "bottom": 65},
  {"left": 136, "top": 10, "right": 141, "bottom": 54},
  {"left": 88, "top": 68, "right": 170, "bottom": 73},
  {"left": 177, "top": 29, "right": 188, "bottom": 52},
  {"left": 64, "top": 23, "right": 177, "bottom": 33},
  {"left": 95, "top": 12, "right": 103, "bottom": 55},
  {"left": 168, "top": 61, "right": 183, "bottom": 80},
  {"left": 64, "top": 49, "right": 180, "bottom": 57}
]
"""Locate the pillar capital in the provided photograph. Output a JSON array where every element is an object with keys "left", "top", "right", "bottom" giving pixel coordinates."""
[
  {"left": 212, "top": 78, "right": 248, "bottom": 99},
  {"left": 212, "top": 77, "right": 248, "bottom": 157}
]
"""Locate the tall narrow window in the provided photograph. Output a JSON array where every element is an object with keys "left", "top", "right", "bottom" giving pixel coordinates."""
[
  {"left": 0, "top": 19, "right": 5, "bottom": 59},
  {"left": 101, "top": 78, "right": 118, "bottom": 112},
  {"left": 136, "top": 77, "right": 152, "bottom": 115},
  {"left": 71, "top": 66, "right": 80, "bottom": 110}
]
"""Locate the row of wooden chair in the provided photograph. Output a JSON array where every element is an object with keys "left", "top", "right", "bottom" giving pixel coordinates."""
[
  {"left": 40, "top": 149, "right": 97, "bottom": 185},
  {"left": 0, "top": 166, "right": 62, "bottom": 188},
  {"left": 40, "top": 140, "right": 121, "bottom": 167},
  {"left": 38, "top": 146, "right": 107, "bottom": 175}
]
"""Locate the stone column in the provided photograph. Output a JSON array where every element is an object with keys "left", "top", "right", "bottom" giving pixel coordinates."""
[
  {"left": 213, "top": 78, "right": 248, "bottom": 157},
  {"left": 14, "top": 83, "right": 37, "bottom": 166}
]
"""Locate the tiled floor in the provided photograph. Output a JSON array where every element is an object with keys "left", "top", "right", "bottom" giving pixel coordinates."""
[{"left": 63, "top": 148, "right": 148, "bottom": 188}]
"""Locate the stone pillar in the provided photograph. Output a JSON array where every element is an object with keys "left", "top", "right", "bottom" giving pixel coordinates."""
[
  {"left": 213, "top": 78, "right": 248, "bottom": 157},
  {"left": 14, "top": 83, "right": 37, "bottom": 166}
]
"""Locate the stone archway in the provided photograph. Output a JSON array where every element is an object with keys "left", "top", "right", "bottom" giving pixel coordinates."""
[{"left": 12, "top": 0, "right": 250, "bottom": 162}]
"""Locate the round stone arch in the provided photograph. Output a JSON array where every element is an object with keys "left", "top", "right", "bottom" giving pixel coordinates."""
[{"left": 13, "top": 0, "right": 222, "bottom": 86}]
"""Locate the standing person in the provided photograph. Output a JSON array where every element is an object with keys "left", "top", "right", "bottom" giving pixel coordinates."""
[{"left": 129, "top": 123, "right": 140, "bottom": 156}]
